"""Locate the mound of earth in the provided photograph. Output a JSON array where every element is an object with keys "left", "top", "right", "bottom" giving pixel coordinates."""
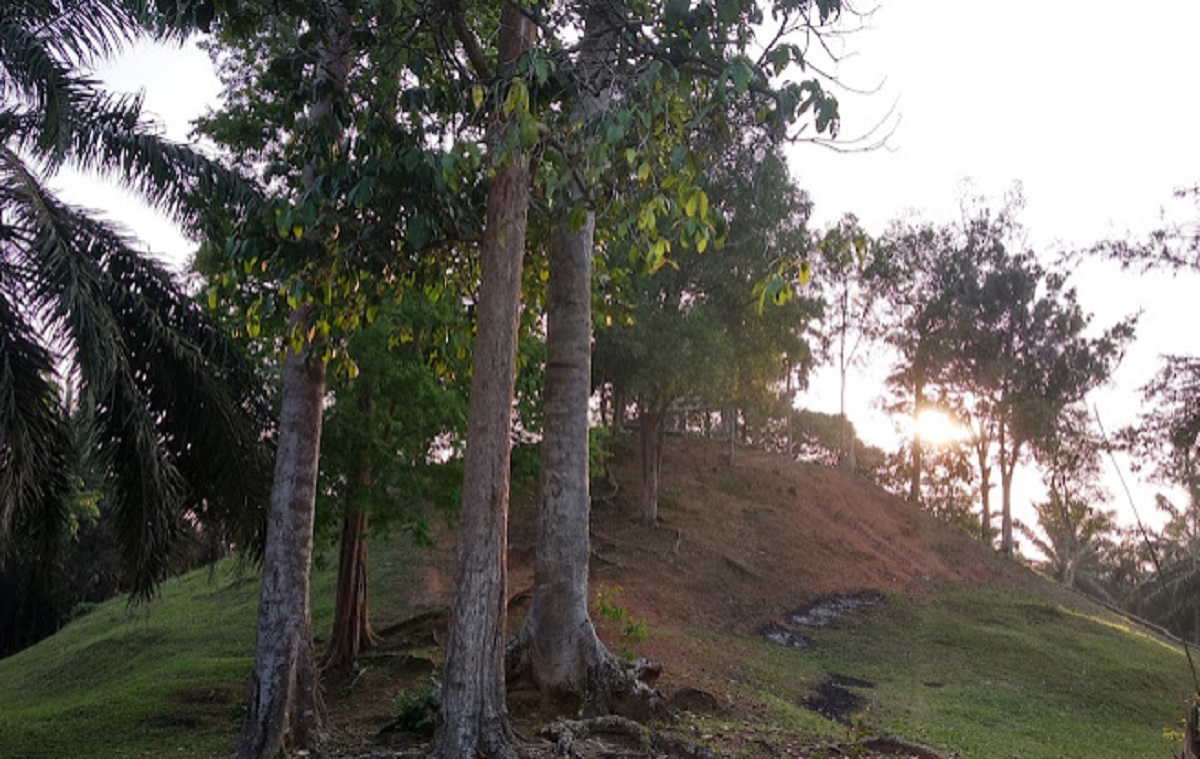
[{"left": 330, "top": 434, "right": 1032, "bottom": 757}]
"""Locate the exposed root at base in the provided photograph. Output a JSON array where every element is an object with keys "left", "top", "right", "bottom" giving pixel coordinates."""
[
  {"left": 540, "top": 715, "right": 722, "bottom": 759},
  {"left": 583, "top": 655, "right": 666, "bottom": 722}
]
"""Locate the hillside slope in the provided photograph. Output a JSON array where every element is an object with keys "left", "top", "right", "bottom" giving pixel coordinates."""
[{"left": 0, "top": 435, "right": 1193, "bottom": 758}]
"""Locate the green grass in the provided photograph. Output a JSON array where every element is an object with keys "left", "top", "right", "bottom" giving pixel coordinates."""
[
  {"left": 0, "top": 533, "right": 426, "bottom": 759},
  {"left": 696, "top": 586, "right": 1196, "bottom": 759},
  {"left": 2, "top": 535, "right": 1196, "bottom": 759}
]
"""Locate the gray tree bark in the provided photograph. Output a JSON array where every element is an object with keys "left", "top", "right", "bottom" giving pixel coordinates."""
[
  {"left": 508, "top": 1, "right": 612, "bottom": 685},
  {"left": 509, "top": 188, "right": 609, "bottom": 697},
  {"left": 232, "top": 331, "right": 326, "bottom": 759},
  {"left": 506, "top": 0, "right": 628, "bottom": 704},
  {"left": 233, "top": 6, "right": 349, "bottom": 755},
  {"left": 433, "top": 6, "right": 535, "bottom": 757}
]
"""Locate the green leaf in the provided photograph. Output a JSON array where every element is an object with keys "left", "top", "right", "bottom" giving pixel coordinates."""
[
  {"left": 518, "top": 117, "right": 539, "bottom": 149},
  {"left": 766, "top": 46, "right": 791, "bottom": 76},
  {"left": 637, "top": 162, "right": 651, "bottom": 182},
  {"left": 472, "top": 84, "right": 485, "bottom": 110},
  {"left": 731, "top": 61, "right": 751, "bottom": 94},
  {"left": 503, "top": 79, "right": 529, "bottom": 116}
]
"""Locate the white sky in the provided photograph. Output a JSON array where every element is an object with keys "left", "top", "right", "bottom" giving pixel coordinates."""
[
  {"left": 60, "top": 2, "right": 1200, "bottom": 541},
  {"left": 785, "top": 0, "right": 1200, "bottom": 536}
]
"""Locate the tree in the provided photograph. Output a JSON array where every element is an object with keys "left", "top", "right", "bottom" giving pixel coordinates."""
[
  {"left": 1021, "top": 405, "right": 1118, "bottom": 592},
  {"left": 505, "top": 0, "right": 639, "bottom": 712},
  {"left": 220, "top": 2, "right": 352, "bottom": 755},
  {"left": 811, "top": 214, "right": 882, "bottom": 472},
  {"left": 516, "top": 0, "right": 841, "bottom": 713},
  {"left": 873, "top": 220, "right": 960, "bottom": 506},
  {"left": 879, "top": 195, "right": 1134, "bottom": 554},
  {"left": 317, "top": 298, "right": 468, "bottom": 669},
  {"left": 0, "top": 0, "right": 270, "bottom": 599},
  {"left": 1122, "top": 356, "right": 1200, "bottom": 640},
  {"left": 956, "top": 242, "right": 1133, "bottom": 556},
  {"left": 433, "top": 6, "right": 536, "bottom": 757},
  {"left": 594, "top": 147, "right": 818, "bottom": 523}
]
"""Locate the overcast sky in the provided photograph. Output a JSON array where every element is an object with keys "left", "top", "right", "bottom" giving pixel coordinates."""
[{"left": 60, "top": 1, "right": 1200, "bottom": 535}]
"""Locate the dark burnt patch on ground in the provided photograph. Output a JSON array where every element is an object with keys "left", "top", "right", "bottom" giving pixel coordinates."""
[
  {"left": 790, "top": 590, "right": 887, "bottom": 627},
  {"left": 802, "top": 672, "right": 876, "bottom": 725}
]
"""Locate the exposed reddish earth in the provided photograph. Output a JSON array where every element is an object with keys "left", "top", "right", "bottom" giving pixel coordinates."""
[{"left": 326, "top": 434, "right": 1037, "bottom": 757}]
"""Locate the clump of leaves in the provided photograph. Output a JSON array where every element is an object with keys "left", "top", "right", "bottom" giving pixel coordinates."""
[
  {"left": 594, "top": 585, "right": 649, "bottom": 658},
  {"left": 393, "top": 677, "right": 440, "bottom": 736}
]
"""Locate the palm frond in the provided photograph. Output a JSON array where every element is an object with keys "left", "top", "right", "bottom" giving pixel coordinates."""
[
  {"left": 2, "top": 145, "right": 269, "bottom": 596},
  {"left": 1, "top": 9, "right": 259, "bottom": 228},
  {"left": 0, "top": 289, "right": 75, "bottom": 566},
  {"left": 1, "top": 1, "right": 141, "bottom": 67},
  {"left": 0, "top": 16, "right": 88, "bottom": 163}
]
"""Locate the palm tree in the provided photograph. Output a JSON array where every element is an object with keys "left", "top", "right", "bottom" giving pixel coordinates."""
[{"left": 0, "top": 0, "right": 270, "bottom": 597}]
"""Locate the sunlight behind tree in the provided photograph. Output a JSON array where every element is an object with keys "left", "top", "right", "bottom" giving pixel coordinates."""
[{"left": 912, "top": 409, "right": 970, "bottom": 447}]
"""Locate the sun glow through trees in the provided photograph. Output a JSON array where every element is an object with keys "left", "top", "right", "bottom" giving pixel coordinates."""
[{"left": 913, "top": 409, "right": 970, "bottom": 447}]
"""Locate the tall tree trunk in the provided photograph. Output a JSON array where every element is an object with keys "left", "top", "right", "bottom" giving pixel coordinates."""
[
  {"left": 509, "top": 165, "right": 609, "bottom": 702},
  {"left": 233, "top": 5, "right": 348, "bottom": 754},
  {"left": 434, "top": 7, "right": 535, "bottom": 758},
  {"left": 976, "top": 444, "right": 992, "bottom": 546},
  {"left": 326, "top": 386, "right": 381, "bottom": 669},
  {"left": 908, "top": 379, "right": 925, "bottom": 505},
  {"left": 999, "top": 420, "right": 1015, "bottom": 556},
  {"left": 839, "top": 368, "right": 856, "bottom": 472},
  {"left": 232, "top": 334, "right": 326, "bottom": 759},
  {"left": 612, "top": 383, "right": 626, "bottom": 433},
  {"left": 640, "top": 405, "right": 663, "bottom": 525},
  {"left": 324, "top": 504, "right": 378, "bottom": 669},
  {"left": 838, "top": 310, "right": 856, "bottom": 472},
  {"left": 508, "top": 0, "right": 622, "bottom": 704}
]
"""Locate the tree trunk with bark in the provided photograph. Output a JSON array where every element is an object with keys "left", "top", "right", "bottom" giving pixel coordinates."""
[
  {"left": 975, "top": 443, "right": 992, "bottom": 546},
  {"left": 234, "top": 8, "right": 348, "bottom": 755},
  {"left": 640, "top": 405, "right": 664, "bottom": 525},
  {"left": 433, "top": 7, "right": 535, "bottom": 758},
  {"left": 232, "top": 335, "right": 327, "bottom": 759},
  {"left": 908, "top": 379, "right": 925, "bottom": 505},
  {"left": 998, "top": 420, "right": 1017, "bottom": 556},
  {"left": 507, "top": 0, "right": 629, "bottom": 706},
  {"left": 324, "top": 503, "right": 379, "bottom": 669},
  {"left": 1180, "top": 703, "right": 1200, "bottom": 759},
  {"left": 508, "top": 173, "right": 613, "bottom": 705}
]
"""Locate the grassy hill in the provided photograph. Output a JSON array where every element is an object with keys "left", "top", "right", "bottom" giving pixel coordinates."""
[{"left": 0, "top": 435, "right": 1194, "bottom": 758}]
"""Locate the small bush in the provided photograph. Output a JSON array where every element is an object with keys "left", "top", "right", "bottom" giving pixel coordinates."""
[{"left": 393, "top": 678, "right": 440, "bottom": 736}]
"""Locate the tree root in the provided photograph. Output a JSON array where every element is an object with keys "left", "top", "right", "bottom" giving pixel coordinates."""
[
  {"left": 581, "top": 654, "right": 665, "bottom": 722},
  {"left": 540, "top": 715, "right": 722, "bottom": 758}
]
